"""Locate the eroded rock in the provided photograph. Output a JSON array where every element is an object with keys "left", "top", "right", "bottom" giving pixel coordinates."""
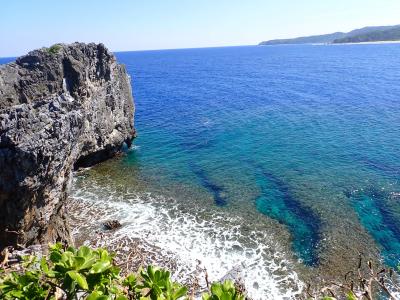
[
  {"left": 0, "top": 43, "right": 135, "bottom": 248},
  {"left": 103, "top": 220, "right": 122, "bottom": 230}
]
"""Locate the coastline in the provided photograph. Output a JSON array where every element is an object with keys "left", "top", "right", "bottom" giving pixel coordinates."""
[
  {"left": 2, "top": 42, "right": 400, "bottom": 299},
  {"left": 259, "top": 40, "right": 400, "bottom": 46},
  {"left": 66, "top": 154, "right": 388, "bottom": 299},
  {"left": 67, "top": 164, "right": 305, "bottom": 300},
  {"left": 329, "top": 40, "right": 400, "bottom": 45}
]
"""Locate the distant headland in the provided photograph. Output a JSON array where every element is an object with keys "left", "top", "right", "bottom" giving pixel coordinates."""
[{"left": 259, "top": 24, "right": 400, "bottom": 45}]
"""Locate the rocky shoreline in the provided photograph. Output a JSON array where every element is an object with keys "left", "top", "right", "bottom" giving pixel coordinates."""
[{"left": 0, "top": 43, "right": 135, "bottom": 248}]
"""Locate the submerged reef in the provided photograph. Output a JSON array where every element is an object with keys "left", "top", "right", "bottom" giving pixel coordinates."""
[{"left": 254, "top": 166, "right": 321, "bottom": 266}]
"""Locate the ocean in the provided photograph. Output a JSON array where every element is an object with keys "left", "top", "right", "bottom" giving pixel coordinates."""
[{"left": 3, "top": 44, "right": 400, "bottom": 299}]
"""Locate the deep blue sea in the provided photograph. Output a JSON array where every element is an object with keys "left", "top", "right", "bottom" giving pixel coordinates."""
[
  {"left": 119, "top": 44, "right": 400, "bottom": 262},
  {"left": 2, "top": 44, "right": 400, "bottom": 298}
]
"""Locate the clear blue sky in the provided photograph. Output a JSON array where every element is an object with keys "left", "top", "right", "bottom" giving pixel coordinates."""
[{"left": 1, "top": 0, "right": 400, "bottom": 57}]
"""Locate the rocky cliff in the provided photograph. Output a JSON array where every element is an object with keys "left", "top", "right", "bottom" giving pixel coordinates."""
[{"left": 0, "top": 43, "right": 135, "bottom": 248}]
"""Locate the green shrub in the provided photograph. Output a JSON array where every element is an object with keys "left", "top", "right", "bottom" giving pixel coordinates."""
[
  {"left": 202, "top": 280, "right": 244, "bottom": 300},
  {"left": 47, "top": 44, "right": 61, "bottom": 54},
  {"left": 138, "top": 266, "right": 188, "bottom": 299},
  {"left": 0, "top": 243, "right": 190, "bottom": 300},
  {"left": 5, "top": 243, "right": 387, "bottom": 300}
]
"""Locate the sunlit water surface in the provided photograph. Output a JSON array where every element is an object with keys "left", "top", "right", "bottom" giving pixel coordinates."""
[{"left": 3, "top": 44, "right": 400, "bottom": 299}]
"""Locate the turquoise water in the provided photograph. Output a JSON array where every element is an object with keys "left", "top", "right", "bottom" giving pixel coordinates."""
[
  {"left": 2, "top": 45, "right": 400, "bottom": 296},
  {"left": 114, "top": 44, "right": 400, "bottom": 267}
]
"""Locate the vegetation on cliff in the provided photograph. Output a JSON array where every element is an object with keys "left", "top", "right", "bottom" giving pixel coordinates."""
[
  {"left": 332, "top": 26, "right": 400, "bottom": 43},
  {"left": 0, "top": 244, "right": 245, "bottom": 300},
  {"left": 1, "top": 244, "right": 399, "bottom": 299}
]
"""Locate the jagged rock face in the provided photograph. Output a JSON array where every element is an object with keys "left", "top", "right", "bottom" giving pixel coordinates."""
[{"left": 0, "top": 43, "right": 135, "bottom": 248}]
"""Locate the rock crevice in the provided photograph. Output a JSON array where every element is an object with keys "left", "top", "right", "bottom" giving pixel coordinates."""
[{"left": 0, "top": 43, "right": 135, "bottom": 248}]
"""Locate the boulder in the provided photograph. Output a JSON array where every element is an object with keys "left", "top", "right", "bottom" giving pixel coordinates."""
[{"left": 103, "top": 220, "right": 122, "bottom": 230}]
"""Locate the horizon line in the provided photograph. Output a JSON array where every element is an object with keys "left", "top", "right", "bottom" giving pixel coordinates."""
[
  {"left": 0, "top": 43, "right": 255, "bottom": 59},
  {"left": 2, "top": 21, "right": 400, "bottom": 58}
]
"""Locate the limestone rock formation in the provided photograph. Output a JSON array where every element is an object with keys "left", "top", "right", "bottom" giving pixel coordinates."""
[{"left": 0, "top": 43, "right": 135, "bottom": 248}]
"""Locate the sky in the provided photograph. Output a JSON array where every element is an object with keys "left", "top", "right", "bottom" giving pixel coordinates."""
[{"left": 1, "top": 0, "right": 400, "bottom": 57}]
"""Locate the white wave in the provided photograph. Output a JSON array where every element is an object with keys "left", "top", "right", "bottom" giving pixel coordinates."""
[
  {"left": 70, "top": 181, "right": 303, "bottom": 299},
  {"left": 129, "top": 144, "right": 141, "bottom": 150}
]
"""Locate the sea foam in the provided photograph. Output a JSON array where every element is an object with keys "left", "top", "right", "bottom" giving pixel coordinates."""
[{"left": 69, "top": 177, "right": 303, "bottom": 300}]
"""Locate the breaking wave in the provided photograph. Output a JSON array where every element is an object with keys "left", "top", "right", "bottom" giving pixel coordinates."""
[{"left": 69, "top": 175, "right": 304, "bottom": 299}]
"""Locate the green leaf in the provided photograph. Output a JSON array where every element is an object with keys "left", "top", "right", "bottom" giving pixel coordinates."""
[
  {"left": 77, "top": 245, "right": 92, "bottom": 258},
  {"left": 123, "top": 274, "right": 137, "bottom": 288},
  {"left": 49, "top": 242, "right": 63, "bottom": 251},
  {"left": 222, "top": 280, "right": 235, "bottom": 291},
  {"left": 67, "top": 270, "right": 88, "bottom": 290},
  {"left": 49, "top": 250, "right": 62, "bottom": 263},
  {"left": 9, "top": 290, "right": 24, "bottom": 298},
  {"left": 97, "top": 249, "right": 111, "bottom": 261},
  {"left": 61, "top": 251, "right": 74, "bottom": 268},
  {"left": 147, "top": 266, "right": 155, "bottom": 278},
  {"left": 210, "top": 283, "right": 223, "bottom": 297},
  {"left": 347, "top": 293, "right": 356, "bottom": 300},
  {"left": 110, "top": 266, "right": 121, "bottom": 276},
  {"left": 90, "top": 261, "right": 111, "bottom": 274},
  {"left": 202, "top": 294, "right": 212, "bottom": 300},
  {"left": 66, "top": 246, "right": 77, "bottom": 254},
  {"left": 173, "top": 286, "right": 188, "bottom": 299},
  {"left": 87, "top": 290, "right": 110, "bottom": 300},
  {"left": 40, "top": 257, "right": 49, "bottom": 273},
  {"left": 78, "top": 257, "right": 97, "bottom": 271},
  {"left": 72, "top": 256, "right": 86, "bottom": 269}
]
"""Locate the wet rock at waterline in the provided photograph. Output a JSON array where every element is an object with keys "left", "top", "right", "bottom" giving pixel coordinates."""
[{"left": 103, "top": 220, "right": 122, "bottom": 230}]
